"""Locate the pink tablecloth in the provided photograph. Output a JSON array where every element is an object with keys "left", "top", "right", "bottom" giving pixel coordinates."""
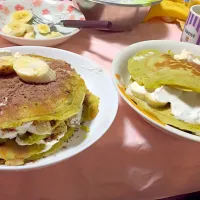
[{"left": 1, "top": 21, "right": 200, "bottom": 200}]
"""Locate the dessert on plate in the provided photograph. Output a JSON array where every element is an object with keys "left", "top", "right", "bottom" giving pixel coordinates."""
[
  {"left": 126, "top": 49, "right": 200, "bottom": 135},
  {"left": 2, "top": 10, "right": 63, "bottom": 39},
  {"left": 0, "top": 51, "right": 99, "bottom": 166}
]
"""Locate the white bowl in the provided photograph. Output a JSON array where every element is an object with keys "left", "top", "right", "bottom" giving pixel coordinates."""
[
  {"left": 0, "top": 0, "right": 84, "bottom": 46},
  {"left": 112, "top": 40, "right": 200, "bottom": 142},
  {"left": 0, "top": 46, "right": 118, "bottom": 170}
]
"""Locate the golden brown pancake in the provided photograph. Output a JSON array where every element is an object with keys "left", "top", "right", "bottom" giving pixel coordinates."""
[
  {"left": 127, "top": 49, "right": 200, "bottom": 134},
  {"left": 0, "top": 54, "right": 100, "bottom": 165},
  {"left": 0, "top": 56, "right": 87, "bottom": 128},
  {"left": 128, "top": 51, "right": 200, "bottom": 92}
]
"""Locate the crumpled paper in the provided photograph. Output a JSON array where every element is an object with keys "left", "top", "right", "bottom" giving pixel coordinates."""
[{"left": 144, "top": 0, "right": 190, "bottom": 30}]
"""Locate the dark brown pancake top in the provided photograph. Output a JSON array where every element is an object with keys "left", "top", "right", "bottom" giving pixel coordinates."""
[
  {"left": 0, "top": 55, "right": 87, "bottom": 128},
  {"left": 0, "top": 58, "right": 71, "bottom": 108}
]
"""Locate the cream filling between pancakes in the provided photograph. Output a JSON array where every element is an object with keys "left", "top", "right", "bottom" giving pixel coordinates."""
[{"left": 126, "top": 50, "right": 200, "bottom": 125}]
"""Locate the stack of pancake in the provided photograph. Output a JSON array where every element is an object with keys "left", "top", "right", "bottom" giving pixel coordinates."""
[{"left": 0, "top": 54, "right": 99, "bottom": 166}]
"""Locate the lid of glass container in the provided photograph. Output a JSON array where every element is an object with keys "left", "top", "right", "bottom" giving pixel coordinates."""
[{"left": 90, "top": 0, "right": 162, "bottom": 6}]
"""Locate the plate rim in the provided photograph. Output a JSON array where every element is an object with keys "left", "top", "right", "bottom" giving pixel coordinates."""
[
  {"left": 112, "top": 40, "right": 200, "bottom": 143},
  {"left": 0, "top": 46, "right": 119, "bottom": 170},
  {"left": 0, "top": 0, "right": 84, "bottom": 42}
]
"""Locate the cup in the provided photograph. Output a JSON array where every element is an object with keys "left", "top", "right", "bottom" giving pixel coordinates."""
[{"left": 181, "top": 5, "right": 200, "bottom": 44}]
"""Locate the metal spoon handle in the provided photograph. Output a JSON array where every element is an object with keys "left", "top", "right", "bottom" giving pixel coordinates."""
[{"left": 61, "top": 20, "right": 112, "bottom": 30}]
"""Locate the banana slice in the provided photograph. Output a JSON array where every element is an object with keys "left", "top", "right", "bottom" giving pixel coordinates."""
[
  {"left": 130, "top": 81, "right": 146, "bottom": 100},
  {"left": 37, "top": 24, "right": 50, "bottom": 34},
  {"left": 23, "top": 32, "right": 35, "bottom": 39},
  {"left": 24, "top": 24, "right": 34, "bottom": 33},
  {"left": 12, "top": 10, "right": 33, "bottom": 23},
  {"left": 13, "top": 56, "right": 56, "bottom": 83},
  {"left": 2, "top": 22, "right": 26, "bottom": 37},
  {"left": 28, "top": 121, "right": 52, "bottom": 135},
  {"left": 0, "top": 56, "right": 16, "bottom": 75},
  {"left": 46, "top": 31, "right": 63, "bottom": 39},
  {"left": 145, "top": 92, "right": 167, "bottom": 108},
  {"left": 1, "top": 25, "right": 12, "bottom": 34}
]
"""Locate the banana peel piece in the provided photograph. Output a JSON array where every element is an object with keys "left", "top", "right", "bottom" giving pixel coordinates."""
[{"left": 144, "top": 0, "right": 189, "bottom": 22}]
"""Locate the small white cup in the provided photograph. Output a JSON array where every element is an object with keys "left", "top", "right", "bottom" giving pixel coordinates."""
[{"left": 181, "top": 5, "right": 200, "bottom": 44}]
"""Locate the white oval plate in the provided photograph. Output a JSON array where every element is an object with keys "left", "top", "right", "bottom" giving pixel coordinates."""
[
  {"left": 0, "top": 0, "right": 84, "bottom": 46},
  {"left": 112, "top": 40, "right": 200, "bottom": 142},
  {"left": 0, "top": 46, "right": 118, "bottom": 170}
]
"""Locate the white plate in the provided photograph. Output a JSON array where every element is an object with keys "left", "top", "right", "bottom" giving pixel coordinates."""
[
  {"left": 0, "top": 0, "right": 84, "bottom": 46},
  {"left": 0, "top": 46, "right": 118, "bottom": 170},
  {"left": 112, "top": 40, "right": 200, "bottom": 142}
]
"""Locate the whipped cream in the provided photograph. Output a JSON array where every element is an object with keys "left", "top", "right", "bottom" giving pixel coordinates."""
[
  {"left": 126, "top": 81, "right": 200, "bottom": 124},
  {"left": 133, "top": 55, "right": 145, "bottom": 61},
  {"left": 126, "top": 49, "right": 200, "bottom": 124},
  {"left": 16, "top": 132, "right": 64, "bottom": 152},
  {"left": 174, "top": 49, "right": 200, "bottom": 65},
  {"left": 0, "top": 122, "right": 33, "bottom": 139},
  {"left": 0, "top": 121, "right": 51, "bottom": 139},
  {"left": 68, "top": 106, "right": 83, "bottom": 127},
  {"left": 38, "top": 133, "right": 64, "bottom": 153},
  {"left": 132, "top": 52, "right": 155, "bottom": 61},
  {"left": 174, "top": 49, "right": 193, "bottom": 61},
  {"left": 15, "top": 121, "right": 67, "bottom": 154},
  {"left": 0, "top": 97, "right": 8, "bottom": 107},
  {"left": 13, "top": 52, "right": 22, "bottom": 58}
]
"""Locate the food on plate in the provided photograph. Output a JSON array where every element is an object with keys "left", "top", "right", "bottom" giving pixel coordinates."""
[
  {"left": 126, "top": 49, "right": 200, "bottom": 135},
  {"left": 12, "top": 10, "right": 33, "bottom": 23},
  {"left": 2, "top": 21, "right": 26, "bottom": 37},
  {"left": 46, "top": 31, "right": 64, "bottom": 39},
  {"left": 0, "top": 56, "right": 16, "bottom": 75},
  {"left": 24, "top": 24, "right": 34, "bottom": 33},
  {"left": 23, "top": 32, "right": 35, "bottom": 39},
  {"left": 1, "top": 10, "right": 63, "bottom": 39},
  {"left": 13, "top": 56, "right": 56, "bottom": 83},
  {"left": 0, "top": 52, "right": 99, "bottom": 166},
  {"left": 37, "top": 24, "right": 50, "bottom": 34}
]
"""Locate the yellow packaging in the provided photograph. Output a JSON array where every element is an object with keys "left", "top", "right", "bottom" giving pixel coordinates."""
[{"left": 188, "top": 0, "right": 200, "bottom": 7}]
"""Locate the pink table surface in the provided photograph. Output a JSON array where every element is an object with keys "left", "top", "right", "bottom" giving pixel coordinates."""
[{"left": 1, "top": 21, "right": 200, "bottom": 200}]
